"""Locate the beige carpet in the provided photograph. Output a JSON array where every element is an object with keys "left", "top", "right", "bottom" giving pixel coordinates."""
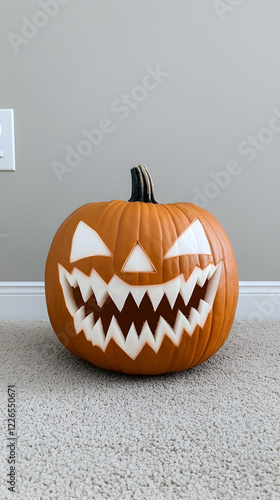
[{"left": 0, "top": 320, "right": 279, "bottom": 500}]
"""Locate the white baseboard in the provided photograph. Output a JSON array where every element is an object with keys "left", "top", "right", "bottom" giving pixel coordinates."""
[
  {"left": 238, "top": 282, "right": 280, "bottom": 320},
  {"left": 0, "top": 282, "right": 47, "bottom": 320},
  {"left": 0, "top": 281, "right": 280, "bottom": 320}
]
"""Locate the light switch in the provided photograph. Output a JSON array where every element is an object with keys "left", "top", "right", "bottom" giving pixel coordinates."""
[{"left": 0, "top": 109, "right": 15, "bottom": 172}]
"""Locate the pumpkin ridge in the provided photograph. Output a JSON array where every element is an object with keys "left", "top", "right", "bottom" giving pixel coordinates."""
[
  {"left": 188, "top": 205, "right": 231, "bottom": 366},
  {"left": 157, "top": 203, "right": 194, "bottom": 373}
]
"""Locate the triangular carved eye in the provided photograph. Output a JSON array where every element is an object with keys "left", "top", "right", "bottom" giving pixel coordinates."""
[
  {"left": 122, "top": 243, "right": 156, "bottom": 273},
  {"left": 164, "top": 219, "right": 211, "bottom": 258},
  {"left": 70, "top": 221, "right": 112, "bottom": 263}
]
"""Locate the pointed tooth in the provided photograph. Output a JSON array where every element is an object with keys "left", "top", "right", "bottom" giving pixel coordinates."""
[
  {"left": 189, "top": 307, "right": 201, "bottom": 332},
  {"left": 205, "top": 261, "right": 223, "bottom": 307},
  {"left": 207, "top": 263, "right": 217, "bottom": 279},
  {"left": 197, "top": 299, "right": 211, "bottom": 327},
  {"left": 109, "top": 290, "right": 127, "bottom": 311},
  {"left": 107, "top": 276, "right": 129, "bottom": 311},
  {"left": 147, "top": 285, "right": 164, "bottom": 310},
  {"left": 180, "top": 268, "right": 198, "bottom": 306},
  {"left": 58, "top": 264, "right": 78, "bottom": 316},
  {"left": 90, "top": 318, "right": 106, "bottom": 348},
  {"left": 81, "top": 312, "right": 94, "bottom": 340},
  {"left": 129, "top": 286, "right": 146, "bottom": 307},
  {"left": 65, "top": 267, "right": 78, "bottom": 287},
  {"left": 197, "top": 267, "right": 209, "bottom": 287},
  {"left": 174, "top": 310, "right": 192, "bottom": 338},
  {"left": 81, "top": 284, "right": 92, "bottom": 303},
  {"left": 90, "top": 269, "right": 108, "bottom": 307},
  {"left": 95, "top": 292, "right": 108, "bottom": 308},
  {"left": 138, "top": 321, "right": 156, "bottom": 351},
  {"left": 105, "top": 316, "right": 125, "bottom": 350},
  {"left": 108, "top": 275, "right": 125, "bottom": 294},
  {"left": 154, "top": 317, "right": 176, "bottom": 349},
  {"left": 125, "top": 324, "right": 139, "bottom": 360},
  {"left": 74, "top": 269, "right": 92, "bottom": 302},
  {"left": 164, "top": 276, "right": 181, "bottom": 309},
  {"left": 73, "top": 306, "right": 85, "bottom": 334}
]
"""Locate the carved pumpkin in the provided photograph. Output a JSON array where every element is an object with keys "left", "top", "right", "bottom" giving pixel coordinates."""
[{"left": 45, "top": 165, "right": 238, "bottom": 374}]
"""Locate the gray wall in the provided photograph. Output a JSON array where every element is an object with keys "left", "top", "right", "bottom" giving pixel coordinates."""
[{"left": 0, "top": 0, "right": 279, "bottom": 281}]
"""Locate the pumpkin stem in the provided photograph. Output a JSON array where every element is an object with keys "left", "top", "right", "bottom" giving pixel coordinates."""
[{"left": 128, "top": 165, "right": 158, "bottom": 203}]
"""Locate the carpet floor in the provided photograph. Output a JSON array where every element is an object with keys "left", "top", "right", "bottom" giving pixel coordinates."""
[{"left": 0, "top": 320, "right": 279, "bottom": 500}]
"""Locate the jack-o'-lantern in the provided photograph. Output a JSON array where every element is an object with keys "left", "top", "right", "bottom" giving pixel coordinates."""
[{"left": 45, "top": 165, "right": 238, "bottom": 374}]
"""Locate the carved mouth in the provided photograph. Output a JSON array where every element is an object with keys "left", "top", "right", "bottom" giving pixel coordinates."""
[{"left": 59, "top": 262, "right": 222, "bottom": 359}]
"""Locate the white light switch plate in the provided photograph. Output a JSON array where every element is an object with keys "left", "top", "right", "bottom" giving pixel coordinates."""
[{"left": 0, "top": 109, "right": 15, "bottom": 172}]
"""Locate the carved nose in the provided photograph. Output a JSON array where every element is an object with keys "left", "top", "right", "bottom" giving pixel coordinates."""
[{"left": 121, "top": 243, "right": 156, "bottom": 273}]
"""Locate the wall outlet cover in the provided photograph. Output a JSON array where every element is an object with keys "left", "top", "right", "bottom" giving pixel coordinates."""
[{"left": 0, "top": 109, "right": 15, "bottom": 172}]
